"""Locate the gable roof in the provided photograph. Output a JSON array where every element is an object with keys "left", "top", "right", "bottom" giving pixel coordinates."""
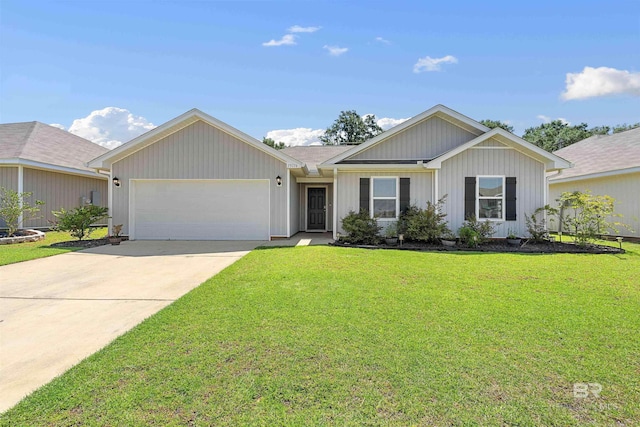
[
  {"left": 281, "top": 146, "right": 351, "bottom": 175},
  {"left": 426, "top": 128, "right": 572, "bottom": 171},
  {"left": 321, "top": 104, "right": 490, "bottom": 166},
  {"left": 0, "top": 122, "right": 108, "bottom": 176},
  {"left": 88, "top": 109, "right": 305, "bottom": 170},
  {"left": 549, "top": 127, "right": 640, "bottom": 182}
]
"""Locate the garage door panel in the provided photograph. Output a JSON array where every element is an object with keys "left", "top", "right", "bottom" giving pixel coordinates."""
[{"left": 132, "top": 180, "right": 269, "bottom": 240}]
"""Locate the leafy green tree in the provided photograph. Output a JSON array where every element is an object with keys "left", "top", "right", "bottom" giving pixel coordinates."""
[
  {"left": 522, "top": 121, "right": 599, "bottom": 152},
  {"left": 52, "top": 205, "right": 109, "bottom": 240},
  {"left": 320, "top": 110, "right": 383, "bottom": 145},
  {"left": 262, "top": 137, "right": 285, "bottom": 150},
  {"left": 557, "top": 191, "right": 625, "bottom": 247},
  {"left": 613, "top": 123, "right": 640, "bottom": 133},
  {"left": 479, "top": 119, "right": 514, "bottom": 133},
  {"left": 0, "top": 187, "right": 45, "bottom": 236}
]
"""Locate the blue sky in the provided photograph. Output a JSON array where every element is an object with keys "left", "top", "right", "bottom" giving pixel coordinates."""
[{"left": 1, "top": 0, "right": 639, "bottom": 147}]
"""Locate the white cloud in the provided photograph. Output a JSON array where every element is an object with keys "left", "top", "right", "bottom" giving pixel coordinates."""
[
  {"left": 561, "top": 66, "right": 640, "bottom": 100},
  {"left": 49, "top": 123, "right": 66, "bottom": 130},
  {"left": 323, "top": 45, "right": 348, "bottom": 56},
  {"left": 262, "top": 34, "right": 297, "bottom": 47},
  {"left": 375, "top": 36, "right": 391, "bottom": 45},
  {"left": 537, "top": 115, "right": 570, "bottom": 125},
  {"left": 413, "top": 55, "right": 458, "bottom": 73},
  {"left": 288, "top": 25, "right": 321, "bottom": 33},
  {"left": 376, "top": 116, "right": 409, "bottom": 130},
  {"left": 266, "top": 127, "right": 325, "bottom": 147},
  {"left": 65, "top": 107, "right": 155, "bottom": 149}
]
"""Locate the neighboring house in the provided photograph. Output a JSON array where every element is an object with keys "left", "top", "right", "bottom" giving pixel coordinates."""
[
  {"left": 549, "top": 127, "right": 640, "bottom": 238},
  {"left": 87, "top": 105, "right": 570, "bottom": 241},
  {"left": 0, "top": 122, "right": 109, "bottom": 229}
]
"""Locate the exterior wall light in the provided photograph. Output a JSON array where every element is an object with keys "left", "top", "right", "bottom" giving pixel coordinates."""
[
  {"left": 275, "top": 175, "right": 282, "bottom": 187},
  {"left": 113, "top": 177, "right": 121, "bottom": 187}
]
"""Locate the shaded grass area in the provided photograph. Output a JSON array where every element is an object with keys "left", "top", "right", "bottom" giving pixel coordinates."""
[
  {"left": 2, "top": 244, "right": 639, "bottom": 425},
  {"left": 0, "top": 228, "right": 107, "bottom": 266}
]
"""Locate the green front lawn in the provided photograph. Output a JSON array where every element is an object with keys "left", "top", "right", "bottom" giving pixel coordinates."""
[
  {"left": 0, "top": 228, "right": 107, "bottom": 266},
  {"left": 2, "top": 244, "right": 639, "bottom": 425}
]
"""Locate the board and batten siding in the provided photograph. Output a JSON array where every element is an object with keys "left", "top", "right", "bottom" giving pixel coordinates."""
[
  {"left": 111, "top": 120, "right": 288, "bottom": 237},
  {"left": 22, "top": 168, "right": 108, "bottom": 228},
  {"left": 348, "top": 116, "right": 477, "bottom": 161},
  {"left": 336, "top": 171, "right": 433, "bottom": 234},
  {"left": 439, "top": 143, "right": 545, "bottom": 237},
  {"left": 0, "top": 167, "right": 19, "bottom": 228},
  {"left": 549, "top": 172, "right": 640, "bottom": 238}
]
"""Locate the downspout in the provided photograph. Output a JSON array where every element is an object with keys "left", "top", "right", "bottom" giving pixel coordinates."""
[
  {"left": 17, "top": 164, "right": 24, "bottom": 228},
  {"left": 333, "top": 168, "right": 338, "bottom": 240}
]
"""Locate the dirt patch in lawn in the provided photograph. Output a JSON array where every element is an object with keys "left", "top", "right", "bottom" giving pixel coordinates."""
[{"left": 332, "top": 240, "right": 624, "bottom": 254}]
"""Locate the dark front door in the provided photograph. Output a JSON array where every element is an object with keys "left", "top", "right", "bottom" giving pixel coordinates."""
[{"left": 307, "top": 188, "right": 326, "bottom": 230}]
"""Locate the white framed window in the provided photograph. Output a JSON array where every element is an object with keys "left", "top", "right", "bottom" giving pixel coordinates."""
[
  {"left": 371, "top": 177, "right": 399, "bottom": 219},
  {"left": 477, "top": 176, "right": 505, "bottom": 220}
]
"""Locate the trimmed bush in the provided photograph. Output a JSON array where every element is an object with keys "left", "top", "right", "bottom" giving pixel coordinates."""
[
  {"left": 399, "top": 196, "right": 450, "bottom": 244},
  {"left": 52, "top": 205, "right": 109, "bottom": 240},
  {"left": 341, "top": 210, "right": 381, "bottom": 245},
  {"left": 458, "top": 215, "right": 496, "bottom": 247}
]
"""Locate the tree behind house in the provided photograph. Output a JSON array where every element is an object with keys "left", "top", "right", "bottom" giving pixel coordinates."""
[
  {"left": 479, "top": 119, "right": 514, "bottom": 133},
  {"left": 262, "top": 137, "right": 286, "bottom": 150},
  {"left": 320, "top": 110, "right": 383, "bottom": 145}
]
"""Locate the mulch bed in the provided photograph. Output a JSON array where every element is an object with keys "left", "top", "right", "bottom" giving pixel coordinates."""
[
  {"left": 332, "top": 240, "right": 624, "bottom": 254},
  {"left": 50, "top": 238, "right": 109, "bottom": 249}
]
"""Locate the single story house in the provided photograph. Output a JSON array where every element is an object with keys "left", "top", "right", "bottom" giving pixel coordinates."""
[
  {"left": 87, "top": 105, "right": 571, "bottom": 241},
  {"left": 549, "top": 127, "right": 640, "bottom": 238},
  {"left": 0, "top": 122, "right": 109, "bottom": 229}
]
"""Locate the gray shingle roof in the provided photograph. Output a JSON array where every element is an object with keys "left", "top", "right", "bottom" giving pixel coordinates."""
[
  {"left": 0, "top": 122, "right": 108, "bottom": 172},
  {"left": 550, "top": 127, "right": 640, "bottom": 180},
  {"left": 281, "top": 145, "right": 352, "bottom": 174}
]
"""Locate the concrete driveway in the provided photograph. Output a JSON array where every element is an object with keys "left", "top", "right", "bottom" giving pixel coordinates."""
[{"left": 0, "top": 240, "right": 262, "bottom": 413}]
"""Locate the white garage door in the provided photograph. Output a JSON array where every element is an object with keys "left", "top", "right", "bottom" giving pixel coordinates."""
[{"left": 131, "top": 180, "right": 270, "bottom": 240}]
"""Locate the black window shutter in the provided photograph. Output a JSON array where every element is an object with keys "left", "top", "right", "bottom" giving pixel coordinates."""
[
  {"left": 359, "top": 178, "right": 370, "bottom": 213},
  {"left": 399, "top": 178, "right": 410, "bottom": 214},
  {"left": 505, "top": 177, "right": 517, "bottom": 221},
  {"left": 464, "top": 177, "right": 476, "bottom": 220}
]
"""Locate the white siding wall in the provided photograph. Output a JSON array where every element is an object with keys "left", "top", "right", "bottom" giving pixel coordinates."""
[
  {"left": 549, "top": 173, "right": 640, "bottom": 237},
  {"left": 336, "top": 171, "right": 433, "bottom": 234},
  {"left": 439, "top": 145, "right": 545, "bottom": 237},
  {"left": 0, "top": 167, "right": 19, "bottom": 228},
  {"left": 112, "top": 120, "right": 288, "bottom": 236},
  {"left": 349, "top": 116, "right": 477, "bottom": 160},
  {"left": 22, "top": 168, "right": 108, "bottom": 228}
]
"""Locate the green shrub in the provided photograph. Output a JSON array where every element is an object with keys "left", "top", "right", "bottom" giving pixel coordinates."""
[
  {"left": 557, "top": 191, "right": 626, "bottom": 247},
  {"left": 341, "top": 209, "right": 381, "bottom": 245},
  {"left": 52, "top": 205, "right": 109, "bottom": 240},
  {"left": 399, "top": 196, "right": 450, "bottom": 243},
  {"left": 0, "top": 187, "right": 44, "bottom": 236},
  {"left": 458, "top": 215, "right": 496, "bottom": 247},
  {"left": 525, "top": 205, "right": 558, "bottom": 243}
]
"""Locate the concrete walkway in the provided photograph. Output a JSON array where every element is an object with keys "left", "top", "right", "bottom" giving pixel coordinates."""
[{"left": 0, "top": 240, "right": 262, "bottom": 413}]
